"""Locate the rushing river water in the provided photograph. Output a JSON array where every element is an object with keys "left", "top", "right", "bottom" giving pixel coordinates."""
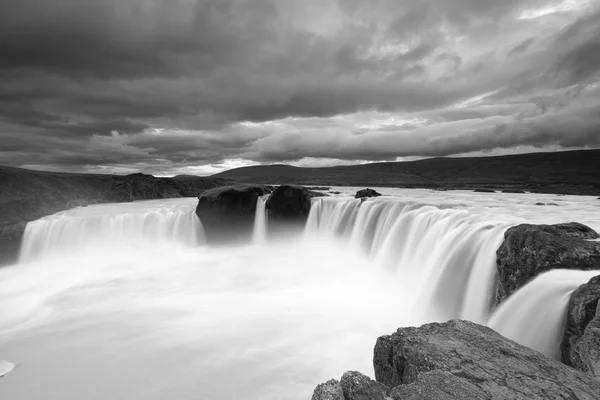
[{"left": 1, "top": 188, "right": 599, "bottom": 399}]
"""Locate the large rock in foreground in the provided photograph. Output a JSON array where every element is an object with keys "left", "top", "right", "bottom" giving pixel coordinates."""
[
  {"left": 496, "top": 222, "right": 600, "bottom": 305},
  {"left": 563, "top": 275, "right": 600, "bottom": 378},
  {"left": 195, "top": 185, "right": 267, "bottom": 244},
  {"left": 314, "top": 320, "right": 600, "bottom": 400}
]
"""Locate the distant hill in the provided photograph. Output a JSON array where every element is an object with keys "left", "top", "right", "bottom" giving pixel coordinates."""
[
  {"left": 213, "top": 149, "right": 600, "bottom": 195},
  {"left": 0, "top": 166, "right": 232, "bottom": 265}
]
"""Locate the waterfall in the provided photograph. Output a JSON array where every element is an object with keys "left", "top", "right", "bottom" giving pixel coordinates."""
[
  {"left": 488, "top": 269, "right": 598, "bottom": 360},
  {"left": 252, "top": 194, "right": 270, "bottom": 244},
  {"left": 20, "top": 199, "right": 205, "bottom": 262},
  {"left": 306, "top": 197, "right": 510, "bottom": 323}
]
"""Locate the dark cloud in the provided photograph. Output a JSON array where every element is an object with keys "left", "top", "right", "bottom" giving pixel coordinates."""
[{"left": 0, "top": 0, "right": 599, "bottom": 174}]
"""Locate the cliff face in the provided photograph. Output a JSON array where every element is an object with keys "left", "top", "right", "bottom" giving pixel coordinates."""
[{"left": 0, "top": 166, "right": 231, "bottom": 265}]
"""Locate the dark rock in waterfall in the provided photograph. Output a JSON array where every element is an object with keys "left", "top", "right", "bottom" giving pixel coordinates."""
[
  {"left": 313, "top": 320, "right": 600, "bottom": 399},
  {"left": 562, "top": 275, "right": 600, "bottom": 378},
  {"left": 495, "top": 222, "right": 600, "bottom": 306},
  {"left": 264, "top": 185, "right": 325, "bottom": 238},
  {"left": 502, "top": 189, "right": 526, "bottom": 193},
  {"left": 307, "top": 186, "right": 330, "bottom": 191},
  {"left": 265, "top": 185, "right": 324, "bottom": 220},
  {"left": 195, "top": 185, "right": 267, "bottom": 244},
  {"left": 354, "top": 189, "right": 381, "bottom": 199},
  {"left": 264, "top": 185, "right": 275, "bottom": 193},
  {"left": 330, "top": 191, "right": 341, "bottom": 195},
  {"left": 340, "top": 371, "right": 388, "bottom": 400},
  {"left": 373, "top": 320, "right": 600, "bottom": 399},
  {"left": 311, "top": 379, "right": 344, "bottom": 400},
  {"left": 473, "top": 188, "right": 495, "bottom": 193},
  {"left": 535, "top": 202, "right": 559, "bottom": 206}
]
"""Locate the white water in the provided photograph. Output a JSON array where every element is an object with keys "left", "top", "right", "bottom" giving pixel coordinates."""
[
  {"left": 20, "top": 199, "right": 205, "bottom": 263},
  {"left": 489, "top": 269, "right": 599, "bottom": 360},
  {"left": 252, "top": 194, "right": 270, "bottom": 244},
  {"left": 1, "top": 188, "right": 599, "bottom": 399}
]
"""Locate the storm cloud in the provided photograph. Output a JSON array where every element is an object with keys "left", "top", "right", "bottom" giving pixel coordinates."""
[{"left": 0, "top": 0, "right": 599, "bottom": 175}]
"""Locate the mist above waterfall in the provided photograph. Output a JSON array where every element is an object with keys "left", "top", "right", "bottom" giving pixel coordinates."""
[{"left": 1, "top": 188, "right": 599, "bottom": 400}]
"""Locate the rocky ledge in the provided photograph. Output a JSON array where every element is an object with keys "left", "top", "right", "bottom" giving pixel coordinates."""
[
  {"left": 313, "top": 320, "right": 600, "bottom": 400},
  {"left": 495, "top": 222, "right": 600, "bottom": 306},
  {"left": 563, "top": 274, "right": 600, "bottom": 378}
]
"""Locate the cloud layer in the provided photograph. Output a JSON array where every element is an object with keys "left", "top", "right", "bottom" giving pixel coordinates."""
[{"left": 1, "top": 0, "right": 599, "bottom": 175}]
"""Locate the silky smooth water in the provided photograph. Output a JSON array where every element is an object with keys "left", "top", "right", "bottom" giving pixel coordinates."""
[{"left": 1, "top": 189, "right": 599, "bottom": 400}]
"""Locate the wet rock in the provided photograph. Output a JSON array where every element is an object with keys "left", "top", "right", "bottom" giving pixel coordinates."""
[
  {"left": 311, "top": 379, "right": 344, "bottom": 400},
  {"left": 354, "top": 189, "right": 381, "bottom": 199},
  {"left": 473, "top": 188, "right": 495, "bottom": 193},
  {"left": 501, "top": 189, "right": 526, "bottom": 193},
  {"left": 265, "top": 185, "right": 324, "bottom": 221},
  {"left": 495, "top": 222, "right": 600, "bottom": 305},
  {"left": 340, "top": 371, "right": 388, "bottom": 400},
  {"left": 195, "top": 185, "right": 268, "bottom": 244},
  {"left": 563, "top": 275, "right": 600, "bottom": 378},
  {"left": 373, "top": 320, "right": 600, "bottom": 399},
  {"left": 307, "top": 186, "right": 330, "bottom": 191}
]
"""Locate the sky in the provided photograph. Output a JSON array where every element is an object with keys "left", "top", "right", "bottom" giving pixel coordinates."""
[{"left": 0, "top": 0, "right": 599, "bottom": 176}]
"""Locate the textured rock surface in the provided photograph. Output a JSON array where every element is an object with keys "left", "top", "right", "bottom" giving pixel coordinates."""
[
  {"left": 0, "top": 166, "right": 230, "bottom": 265},
  {"left": 473, "top": 188, "right": 495, "bottom": 193},
  {"left": 311, "top": 379, "right": 344, "bottom": 400},
  {"left": 340, "top": 372, "right": 388, "bottom": 400},
  {"left": 313, "top": 320, "right": 600, "bottom": 399},
  {"left": 373, "top": 320, "right": 600, "bottom": 400},
  {"left": 354, "top": 188, "right": 381, "bottom": 199},
  {"left": 195, "top": 185, "right": 267, "bottom": 244},
  {"left": 496, "top": 222, "right": 600, "bottom": 305},
  {"left": 563, "top": 275, "right": 600, "bottom": 378},
  {"left": 265, "top": 185, "right": 326, "bottom": 221}
]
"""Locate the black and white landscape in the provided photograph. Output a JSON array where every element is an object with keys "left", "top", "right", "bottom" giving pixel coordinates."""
[{"left": 1, "top": 1, "right": 600, "bottom": 399}]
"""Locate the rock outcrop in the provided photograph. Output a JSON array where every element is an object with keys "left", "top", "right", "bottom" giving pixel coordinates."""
[
  {"left": 314, "top": 320, "right": 600, "bottom": 400},
  {"left": 473, "top": 188, "right": 495, "bottom": 193},
  {"left": 354, "top": 189, "right": 381, "bottom": 199},
  {"left": 502, "top": 189, "right": 526, "bottom": 193},
  {"left": 563, "top": 275, "right": 600, "bottom": 378},
  {"left": 311, "top": 379, "right": 344, "bottom": 400},
  {"left": 195, "top": 185, "right": 268, "bottom": 244},
  {"left": 266, "top": 185, "right": 326, "bottom": 221},
  {"left": 495, "top": 222, "right": 600, "bottom": 305}
]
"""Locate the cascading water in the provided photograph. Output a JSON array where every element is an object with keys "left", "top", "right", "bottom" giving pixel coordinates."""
[
  {"left": 19, "top": 199, "right": 205, "bottom": 262},
  {"left": 488, "top": 269, "right": 599, "bottom": 360},
  {"left": 306, "top": 197, "right": 510, "bottom": 324},
  {"left": 2, "top": 189, "right": 599, "bottom": 400},
  {"left": 252, "top": 194, "right": 270, "bottom": 244}
]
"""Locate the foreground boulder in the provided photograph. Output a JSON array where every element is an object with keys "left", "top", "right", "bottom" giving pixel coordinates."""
[
  {"left": 496, "top": 222, "right": 600, "bottom": 305},
  {"left": 195, "top": 185, "right": 267, "bottom": 244},
  {"left": 313, "top": 320, "right": 600, "bottom": 399},
  {"left": 563, "top": 275, "right": 600, "bottom": 378},
  {"left": 355, "top": 189, "right": 381, "bottom": 199}
]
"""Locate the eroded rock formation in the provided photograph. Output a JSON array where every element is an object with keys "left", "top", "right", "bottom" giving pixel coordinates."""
[
  {"left": 313, "top": 320, "right": 600, "bottom": 400},
  {"left": 563, "top": 275, "right": 600, "bottom": 378},
  {"left": 495, "top": 222, "right": 600, "bottom": 305}
]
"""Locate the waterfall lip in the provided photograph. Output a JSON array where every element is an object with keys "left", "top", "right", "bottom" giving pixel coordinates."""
[{"left": 18, "top": 198, "right": 205, "bottom": 263}]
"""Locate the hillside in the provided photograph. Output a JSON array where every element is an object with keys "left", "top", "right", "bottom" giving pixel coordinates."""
[
  {"left": 213, "top": 149, "right": 600, "bottom": 195},
  {"left": 0, "top": 166, "right": 232, "bottom": 265}
]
